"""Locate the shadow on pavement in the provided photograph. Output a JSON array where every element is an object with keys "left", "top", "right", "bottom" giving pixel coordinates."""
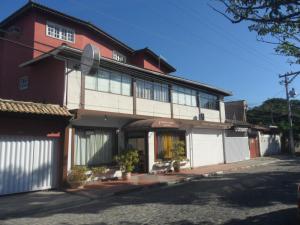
[{"left": 1, "top": 157, "right": 300, "bottom": 225}]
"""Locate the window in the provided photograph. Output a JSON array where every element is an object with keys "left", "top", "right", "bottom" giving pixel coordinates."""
[
  {"left": 75, "top": 129, "right": 116, "bottom": 166},
  {"left": 136, "top": 80, "right": 169, "bottom": 102},
  {"left": 19, "top": 76, "right": 29, "bottom": 90},
  {"left": 172, "top": 85, "right": 197, "bottom": 107},
  {"left": 46, "top": 21, "right": 75, "bottom": 43},
  {"left": 156, "top": 132, "right": 186, "bottom": 160},
  {"left": 85, "top": 69, "right": 132, "bottom": 96},
  {"left": 199, "top": 92, "right": 219, "bottom": 110},
  {"left": 112, "top": 50, "right": 127, "bottom": 63}
]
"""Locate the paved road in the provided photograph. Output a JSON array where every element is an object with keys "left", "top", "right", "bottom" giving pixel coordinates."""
[{"left": 2, "top": 157, "right": 300, "bottom": 225}]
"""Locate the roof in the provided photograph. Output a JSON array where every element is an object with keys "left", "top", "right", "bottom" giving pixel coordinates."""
[
  {"left": 0, "top": 99, "right": 72, "bottom": 117},
  {"left": 134, "top": 48, "right": 176, "bottom": 73},
  {"left": 0, "top": 1, "right": 175, "bottom": 72},
  {"left": 20, "top": 45, "right": 232, "bottom": 96}
]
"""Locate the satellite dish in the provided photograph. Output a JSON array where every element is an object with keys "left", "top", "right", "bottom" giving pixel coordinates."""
[{"left": 81, "top": 44, "right": 100, "bottom": 75}]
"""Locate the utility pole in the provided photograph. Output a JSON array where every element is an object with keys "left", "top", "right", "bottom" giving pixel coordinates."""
[{"left": 279, "top": 71, "right": 299, "bottom": 154}]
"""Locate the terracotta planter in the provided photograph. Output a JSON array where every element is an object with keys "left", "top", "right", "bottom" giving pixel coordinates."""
[
  {"left": 122, "top": 172, "right": 131, "bottom": 180},
  {"left": 173, "top": 161, "right": 180, "bottom": 172}
]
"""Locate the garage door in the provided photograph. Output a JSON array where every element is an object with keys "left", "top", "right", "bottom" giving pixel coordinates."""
[
  {"left": 0, "top": 136, "right": 58, "bottom": 195},
  {"left": 191, "top": 129, "right": 224, "bottom": 167}
]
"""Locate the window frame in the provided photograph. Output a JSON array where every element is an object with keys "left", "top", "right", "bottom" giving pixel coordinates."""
[
  {"left": 85, "top": 68, "right": 132, "bottom": 96},
  {"left": 18, "top": 76, "right": 29, "bottom": 91},
  {"left": 46, "top": 21, "right": 75, "bottom": 43},
  {"left": 136, "top": 79, "right": 170, "bottom": 103},
  {"left": 112, "top": 50, "right": 127, "bottom": 63},
  {"left": 172, "top": 85, "right": 197, "bottom": 107},
  {"left": 155, "top": 131, "right": 186, "bottom": 161},
  {"left": 199, "top": 91, "right": 219, "bottom": 110}
]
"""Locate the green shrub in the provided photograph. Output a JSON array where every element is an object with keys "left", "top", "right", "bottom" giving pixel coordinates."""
[
  {"left": 68, "top": 166, "right": 88, "bottom": 183},
  {"left": 114, "top": 149, "right": 139, "bottom": 173},
  {"left": 90, "top": 166, "right": 107, "bottom": 175}
]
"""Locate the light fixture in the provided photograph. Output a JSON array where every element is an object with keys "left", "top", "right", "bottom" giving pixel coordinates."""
[{"left": 104, "top": 115, "right": 108, "bottom": 121}]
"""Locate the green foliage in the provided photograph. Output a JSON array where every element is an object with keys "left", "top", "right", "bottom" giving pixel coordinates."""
[
  {"left": 114, "top": 149, "right": 139, "bottom": 173},
  {"left": 171, "top": 140, "right": 186, "bottom": 162},
  {"left": 90, "top": 166, "right": 107, "bottom": 175},
  {"left": 247, "top": 98, "right": 300, "bottom": 141},
  {"left": 68, "top": 166, "right": 88, "bottom": 183},
  {"left": 214, "top": 1, "right": 300, "bottom": 64}
]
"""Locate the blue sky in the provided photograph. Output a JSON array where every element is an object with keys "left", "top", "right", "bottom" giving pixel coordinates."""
[{"left": 2, "top": 0, "right": 300, "bottom": 107}]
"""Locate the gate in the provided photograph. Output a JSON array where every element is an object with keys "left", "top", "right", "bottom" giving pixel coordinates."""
[{"left": 0, "top": 136, "right": 58, "bottom": 195}]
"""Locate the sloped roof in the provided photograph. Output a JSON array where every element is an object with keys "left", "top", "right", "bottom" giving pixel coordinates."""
[
  {"left": 0, "top": 99, "right": 72, "bottom": 117},
  {"left": 0, "top": 1, "right": 175, "bottom": 73}
]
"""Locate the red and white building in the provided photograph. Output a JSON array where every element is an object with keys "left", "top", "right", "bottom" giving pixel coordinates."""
[{"left": 0, "top": 1, "right": 233, "bottom": 195}]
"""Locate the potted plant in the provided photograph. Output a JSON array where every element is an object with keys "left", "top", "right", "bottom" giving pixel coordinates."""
[
  {"left": 171, "top": 140, "right": 186, "bottom": 172},
  {"left": 114, "top": 148, "right": 139, "bottom": 180},
  {"left": 67, "top": 166, "right": 89, "bottom": 188}
]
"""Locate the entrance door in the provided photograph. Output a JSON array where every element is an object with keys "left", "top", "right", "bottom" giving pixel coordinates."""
[
  {"left": 127, "top": 137, "right": 147, "bottom": 173},
  {"left": 249, "top": 137, "right": 260, "bottom": 158}
]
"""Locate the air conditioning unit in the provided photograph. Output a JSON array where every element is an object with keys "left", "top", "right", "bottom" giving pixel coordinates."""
[{"left": 199, "top": 113, "right": 205, "bottom": 120}]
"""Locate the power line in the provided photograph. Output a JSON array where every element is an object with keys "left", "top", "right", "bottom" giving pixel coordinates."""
[
  {"left": 64, "top": 0, "right": 280, "bottom": 75},
  {"left": 0, "top": 36, "right": 228, "bottom": 99},
  {"left": 167, "top": 0, "right": 282, "bottom": 69},
  {"left": 163, "top": 0, "right": 281, "bottom": 74}
]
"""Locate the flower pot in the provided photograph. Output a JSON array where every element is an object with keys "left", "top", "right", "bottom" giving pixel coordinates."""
[
  {"left": 173, "top": 161, "right": 180, "bottom": 172},
  {"left": 122, "top": 172, "right": 131, "bottom": 180}
]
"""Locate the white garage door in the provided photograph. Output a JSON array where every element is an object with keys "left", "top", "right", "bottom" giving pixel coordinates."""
[
  {"left": 191, "top": 129, "right": 224, "bottom": 167},
  {"left": 0, "top": 136, "right": 58, "bottom": 195}
]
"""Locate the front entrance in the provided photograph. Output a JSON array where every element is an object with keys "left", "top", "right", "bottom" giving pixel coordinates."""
[
  {"left": 126, "top": 133, "right": 148, "bottom": 173},
  {"left": 249, "top": 137, "right": 260, "bottom": 158}
]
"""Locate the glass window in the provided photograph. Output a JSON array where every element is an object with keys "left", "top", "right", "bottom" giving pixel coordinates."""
[
  {"left": 86, "top": 69, "right": 132, "bottom": 96},
  {"left": 112, "top": 50, "right": 127, "bottom": 63},
  {"left": 199, "top": 92, "right": 219, "bottom": 110},
  {"left": 144, "top": 81, "right": 153, "bottom": 99},
  {"left": 75, "top": 129, "right": 115, "bottom": 166},
  {"left": 85, "top": 75, "right": 97, "bottom": 90},
  {"left": 110, "top": 72, "right": 121, "bottom": 94},
  {"left": 97, "top": 70, "right": 110, "bottom": 92},
  {"left": 136, "top": 80, "right": 145, "bottom": 99},
  {"left": 46, "top": 21, "right": 75, "bottom": 43},
  {"left": 156, "top": 132, "right": 186, "bottom": 160},
  {"left": 121, "top": 74, "right": 131, "bottom": 96},
  {"left": 136, "top": 80, "right": 169, "bottom": 102},
  {"left": 191, "top": 90, "right": 197, "bottom": 107},
  {"left": 172, "top": 85, "right": 197, "bottom": 107}
]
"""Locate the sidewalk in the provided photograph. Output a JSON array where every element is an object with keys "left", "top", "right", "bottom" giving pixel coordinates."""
[
  {"left": 0, "top": 156, "right": 281, "bottom": 219},
  {"left": 66, "top": 156, "right": 281, "bottom": 199}
]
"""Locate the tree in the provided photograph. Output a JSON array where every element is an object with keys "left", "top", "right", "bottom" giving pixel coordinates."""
[
  {"left": 211, "top": 1, "right": 300, "bottom": 66},
  {"left": 247, "top": 98, "right": 300, "bottom": 150}
]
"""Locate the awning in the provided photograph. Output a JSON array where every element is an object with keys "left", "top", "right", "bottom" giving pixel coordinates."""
[
  {"left": 124, "top": 118, "right": 180, "bottom": 131},
  {"left": 124, "top": 118, "right": 231, "bottom": 131}
]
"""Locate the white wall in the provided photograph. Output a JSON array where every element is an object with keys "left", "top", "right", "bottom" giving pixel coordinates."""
[
  {"left": 200, "top": 108, "right": 221, "bottom": 122},
  {"left": 66, "top": 64, "right": 81, "bottom": 109},
  {"left": 191, "top": 129, "right": 224, "bottom": 167},
  {"left": 148, "top": 132, "right": 155, "bottom": 173},
  {"left": 219, "top": 101, "right": 226, "bottom": 123},
  {"left": 224, "top": 136, "right": 250, "bottom": 163},
  {"left": 173, "top": 104, "right": 199, "bottom": 120},
  {"left": 85, "top": 90, "right": 133, "bottom": 114},
  {"left": 136, "top": 98, "right": 171, "bottom": 118},
  {"left": 259, "top": 134, "right": 281, "bottom": 156}
]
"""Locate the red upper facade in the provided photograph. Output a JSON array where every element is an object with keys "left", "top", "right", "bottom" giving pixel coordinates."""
[
  {"left": 0, "top": 1, "right": 175, "bottom": 73},
  {"left": 0, "top": 1, "right": 176, "bottom": 104}
]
